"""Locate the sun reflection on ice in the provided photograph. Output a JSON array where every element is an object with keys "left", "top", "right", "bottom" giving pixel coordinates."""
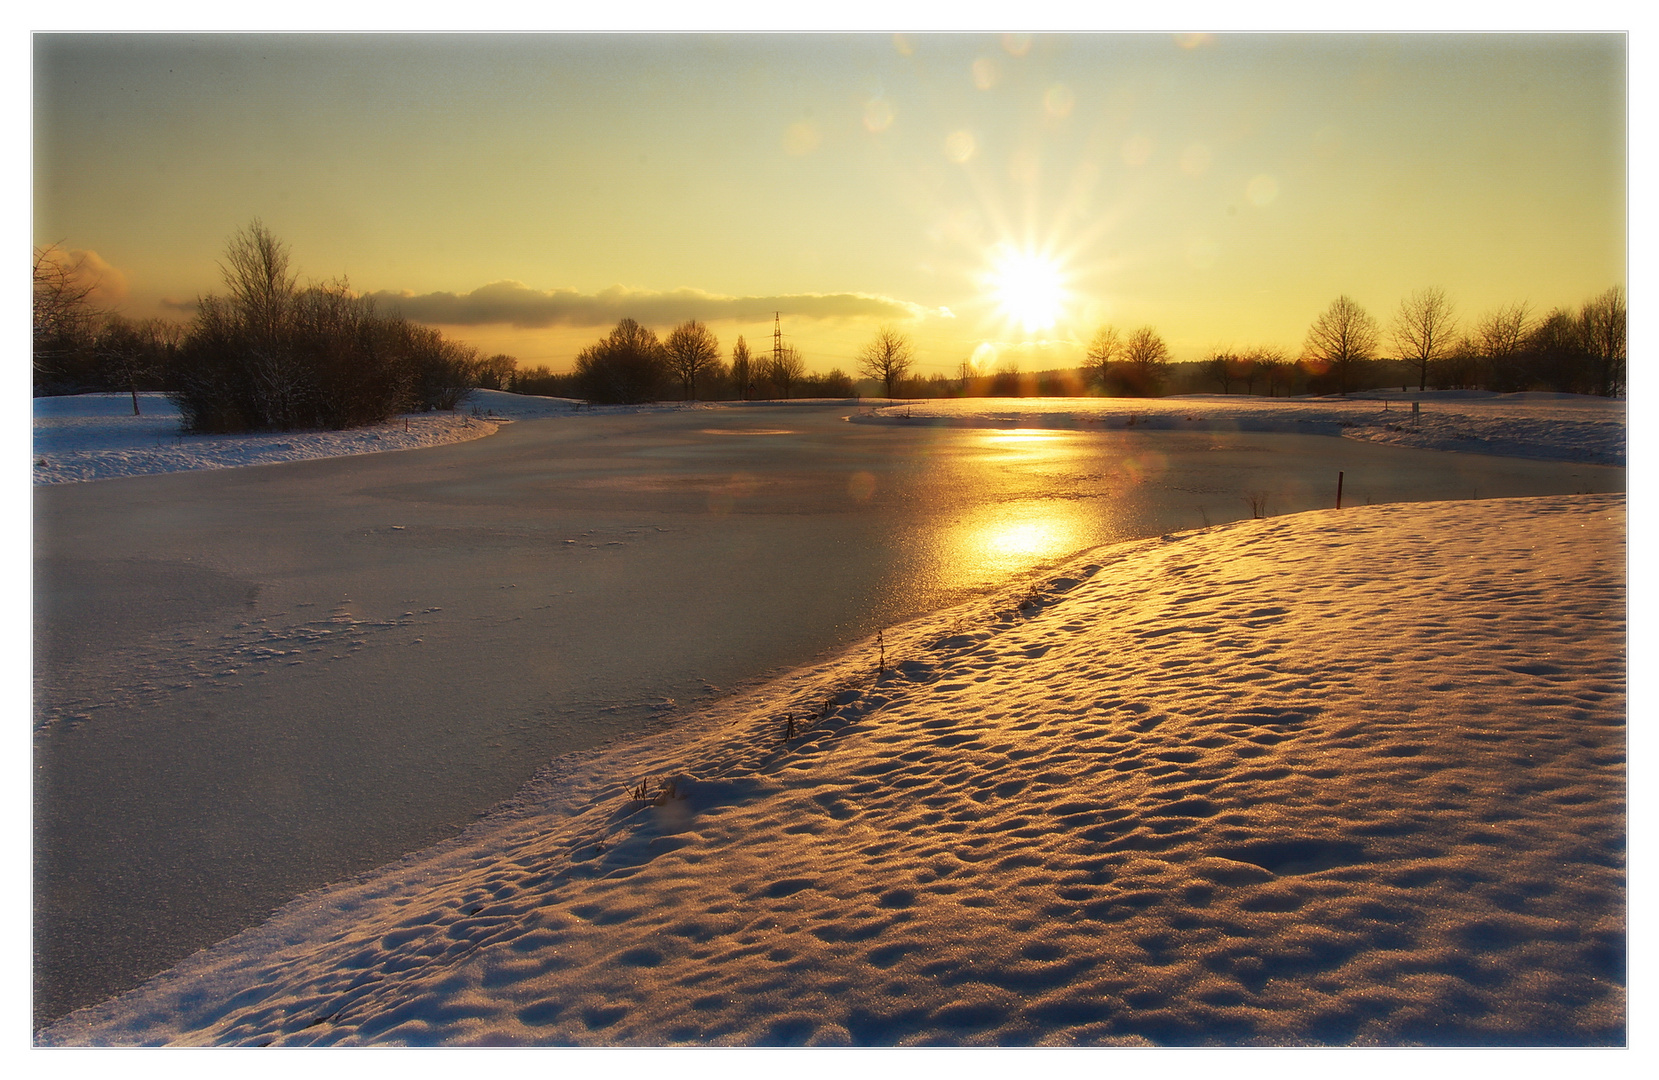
[{"left": 946, "top": 501, "right": 1090, "bottom": 585}]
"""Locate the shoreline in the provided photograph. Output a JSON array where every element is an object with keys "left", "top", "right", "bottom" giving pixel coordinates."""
[{"left": 32, "top": 389, "right": 1627, "bottom": 488}]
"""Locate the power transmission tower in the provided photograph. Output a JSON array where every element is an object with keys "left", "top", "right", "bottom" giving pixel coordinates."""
[{"left": 772, "top": 311, "right": 783, "bottom": 369}]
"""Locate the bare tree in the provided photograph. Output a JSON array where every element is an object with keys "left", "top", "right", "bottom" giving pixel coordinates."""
[
  {"left": 730, "top": 336, "right": 754, "bottom": 400},
  {"left": 663, "top": 319, "right": 721, "bottom": 401},
  {"left": 1083, "top": 325, "right": 1121, "bottom": 390},
  {"left": 212, "top": 220, "right": 306, "bottom": 423},
  {"left": 858, "top": 325, "right": 915, "bottom": 398},
  {"left": 1579, "top": 286, "right": 1626, "bottom": 398},
  {"left": 1475, "top": 301, "right": 1532, "bottom": 392},
  {"left": 33, "top": 244, "right": 105, "bottom": 384},
  {"left": 1120, "top": 326, "right": 1170, "bottom": 396},
  {"left": 1246, "top": 346, "right": 1289, "bottom": 397},
  {"left": 219, "top": 219, "right": 298, "bottom": 340},
  {"left": 1205, "top": 350, "right": 1238, "bottom": 394},
  {"left": 1528, "top": 307, "right": 1591, "bottom": 394},
  {"left": 1437, "top": 334, "right": 1481, "bottom": 390},
  {"left": 1304, "top": 295, "right": 1378, "bottom": 395},
  {"left": 765, "top": 343, "right": 806, "bottom": 399},
  {"left": 1391, "top": 287, "right": 1457, "bottom": 392},
  {"left": 1477, "top": 302, "right": 1531, "bottom": 360},
  {"left": 95, "top": 316, "right": 180, "bottom": 415},
  {"left": 475, "top": 354, "right": 518, "bottom": 391}
]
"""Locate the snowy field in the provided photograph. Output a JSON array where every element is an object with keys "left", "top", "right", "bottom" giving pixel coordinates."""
[
  {"left": 30, "top": 390, "right": 1631, "bottom": 1049},
  {"left": 39, "top": 493, "right": 1625, "bottom": 1046}
]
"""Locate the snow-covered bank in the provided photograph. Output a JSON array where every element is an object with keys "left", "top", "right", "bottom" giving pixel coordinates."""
[
  {"left": 851, "top": 392, "right": 1625, "bottom": 467},
  {"left": 30, "top": 391, "right": 876, "bottom": 485},
  {"left": 30, "top": 393, "right": 512, "bottom": 486},
  {"left": 36, "top": 390, "right": 1624, "bottom": 487},
  {"left": 40, "top": 493, "right": 1625, "bottom": 1046}
]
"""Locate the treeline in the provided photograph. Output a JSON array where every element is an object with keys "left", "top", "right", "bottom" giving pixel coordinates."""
[
  {"left": 37, "top": 225, "right": 1625, "bottom": 429},
  {"left": 501, "top": 318, "right": 861, "bottom": 404},
  {"left": 449, "top": 283, "right": 1631, "bottom": 407},
  {"left": 33, "top": 224, "right": 490, "bottom": 432},
  {"left": 1203, "top": 288, "right": 1626, "bottom": 399},
  {"left": 32, "top": 246, "right": 181, "bottom": 408}
]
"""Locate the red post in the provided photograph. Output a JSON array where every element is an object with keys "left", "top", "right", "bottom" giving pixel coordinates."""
[{"left": 1337, "top": 471, "right": 1344, "bottom": 509}]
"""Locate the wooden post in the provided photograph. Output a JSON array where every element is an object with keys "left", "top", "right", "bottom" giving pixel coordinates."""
[{"left": 1337, "top": 471, "right": 1344, "bottom": 509}]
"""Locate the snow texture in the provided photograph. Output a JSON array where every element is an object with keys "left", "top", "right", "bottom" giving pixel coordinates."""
[{"left": 39, "top": 493, "right": 1626, "bottom": 1047}]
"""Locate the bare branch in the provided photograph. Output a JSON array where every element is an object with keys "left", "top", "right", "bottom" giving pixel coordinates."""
[{"left": 857, "top": 325, "right": 915, "bottom": 398}]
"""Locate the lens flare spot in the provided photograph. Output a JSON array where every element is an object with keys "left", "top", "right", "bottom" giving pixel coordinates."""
[
  {"left": 972, "top": 57, "right": 1001, "bottom": 90},
  {"left": 784, "top": 121, "right": 820, "bottom": 156},
  {"left": 863, "top": 98, "right": 895, "bottom": 133},
  {"left": 1247, "top": 174, "right": 1280, "bottom": 206},
  {"left": 847, "top": 471, "right": 877, "bottom": 501},
  {"left": 1180, "top": 142, "right": 1213, "bottom": 176},
  {"left": 1186, "top": 233, "right": 1220, "bottom": 270},
  {"left": 1122, "top": 135, "right": 1153, "bottom": 167},
  {"left": 1043, "top": 83, "right": 1075, "bottom": 119},
  {"left": 945, "top": 130, "right": 977, "bottom": 164}
]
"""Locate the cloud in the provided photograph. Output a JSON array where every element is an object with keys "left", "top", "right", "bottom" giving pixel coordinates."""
[
  {"left": 38, "top": 247, "right": 129, "bottom": 305},
  {"left": 362, "top": 281, "right": 940, "bottom": 329}
]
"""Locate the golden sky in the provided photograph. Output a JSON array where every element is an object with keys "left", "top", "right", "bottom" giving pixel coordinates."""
[{"left": 33, "top": 33, "right": 1626, "bottom": 375}]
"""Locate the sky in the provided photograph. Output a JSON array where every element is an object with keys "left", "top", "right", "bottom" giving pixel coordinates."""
[{"left": 33, "top": 32, "right": 1627, "bottom": 377}]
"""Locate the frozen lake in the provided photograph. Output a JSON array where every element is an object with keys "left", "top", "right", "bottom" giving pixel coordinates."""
[{"left": 32, "top": 404, "right": 1624, "bottom": 1026}]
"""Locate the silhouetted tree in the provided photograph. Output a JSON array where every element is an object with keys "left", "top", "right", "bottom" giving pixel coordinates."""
[
  {"left": 763, "top": 343, "right": 806, "bottom": 399},
  {"left": 1106, "top": 326, "right": 1169, "bottom": 396},
  {"left": 33, "top": 244, "right": 106, "bottom": 393},
  {"left": 1476, "top": 301, "right": 1532, "bottom": 391},
  {"left": 1579, "top": 286, "right": 1626, "bottom": 398},
  {"left": 171, "top": 222, "right": 483, "bottom": 431},
  {"left": 382, "top": 314, "right": 479, "bottom": 414},
  {"left": 1391, "top": 287, "right": 1457, "bottom": 392},
  {"left": 1205, "top": 350, "right": 1239, "bottom": 394},
  {"left": 1436, "top": 334, "right": 1482, "bottom": 390},
  {"left": 1083, "top": 324, "right": 1122, "bottom": 391},
  {"left": 1235, "top": 351, "right": 1261, "bottom": 395},
  {"left": 94, "top": 316, "right": 179, "bottom": 415},
  {"left": 858, "top": 325, "right": 914, "bottom": 398},
  {"left": 475, "top": 354, "right": 518, "bottom": 391},
  {"left": 729, "top": 335, "right": 754, "bottom": 400},
  {"left": 801, "top": 367, "right": 857, "bottom": 397},
  {"left": 1248, "top": 346, "right": 1290, "bottom": 397},
  {"left": 574, "top": 318, "right": 667, "bottom": 404},
  {"left": 1526, "top": 308, "right": 1592, "bottom": 394},
  {"left": 664, "top": 319, "right": 721, "bottom": 401},
  {"left": 509, "top": 364, "right": 582, "bottom": 398},
  {"left": 1304, "top": 295, "right": 1378, "bottom": 395}
]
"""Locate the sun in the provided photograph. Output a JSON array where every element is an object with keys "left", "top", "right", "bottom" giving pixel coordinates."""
[{"left": 985, "top": 245, "right": 1069, "bottom": 334}]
